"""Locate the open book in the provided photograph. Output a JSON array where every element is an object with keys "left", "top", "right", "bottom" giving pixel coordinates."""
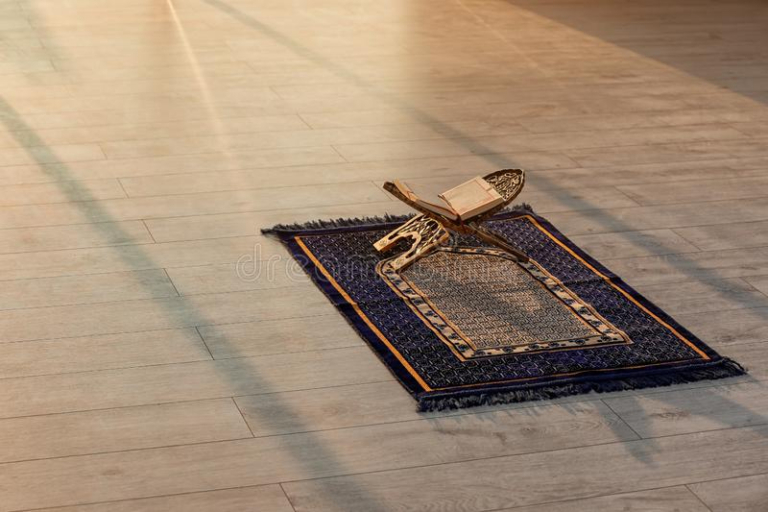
[{"left": 390, "top": 176, "right": 504, "bottom": 221}]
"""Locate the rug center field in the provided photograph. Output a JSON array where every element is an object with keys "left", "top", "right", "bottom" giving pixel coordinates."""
[{"left": 378, "top": 247, "right": 629, "bottom": 359}]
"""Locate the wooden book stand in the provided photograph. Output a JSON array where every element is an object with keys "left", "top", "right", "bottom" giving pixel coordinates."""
[{"left": 374, "top": 169, "right": 528, "bottom": 270}]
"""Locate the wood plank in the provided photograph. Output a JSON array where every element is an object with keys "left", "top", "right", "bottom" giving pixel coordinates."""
[
  {"left": 599, "top": 247, "right": 768, "bottom": 287},
  {"left": 565, "top": 138, "right": 768, "bottom": 167},
  {"left": 0, "top": 114, "right": 310, "bottom": 148},
  {"left": 689, "top": 474, "right": 768, "bottom": 512},
  {"left": 0, "top": 179, "right": 124, "bottom": 206},
  {"left": 0, "top": 328, "right": 211, "bottom": 379},
  {"left": 31, "top": 486, "right": 295, "bottom": 512},
  {"left": 0, "top": 220, "right": 153, "bottom": 254},
  {"left": 198, "top": 315, "right": 363, "bottom": 359},
  {"left": 568, "top": 229, "right": 700, "bottom": 260},
  {"left": 733, "top": 121, "right": 768, "bottom": 138},
  {"left": 528, "top": 161, "right": 768, "bottom": 190},
  {"left": 282, "top": 425, "right": 768, "bottom": 512},
  {"left": 0, "top": 236, "right": 264, "bottom": 281},
  {"left": 233, "top": 381, "right": 441, "bottom": 436},
  {"left": 0, "top": 399, "right": 251, "bottom": 464},
  {"left": 743, "top": 275, "right": 768, "bottom": 297},
  {"left": 604, "top": 381, "right": 768, "bottom": 438},
  {"left": 676, "top": 308, "right": 768, "bottom": 346},
  {"left": 0, "top": 346, "right": 390, "bottom": 419},
  {"left": 0, "top": 401, "right": 636, "bottom": 510},
  {"left": 298, "top": 108, "right": 442, "bottom": 129},
  {"left": 495, "top": 487, "right": 711, "bottom": 512},
  {"left": 0, "top": 286, "right": 334, "bottom": 343},
  {"left": 517, "top": 109, "right": 728, "bottom": 133},
  {"left": 165, "top": 261, "right": 310, "bottom": 296},
  {"left": 633, "top": 278, "right": 768, "bottom": 315},
  {"left": 618, "top": 176, "right": 768, "bottom": 206},
  {"left": 0, "top": 270, "right": 177, "bottom": 310},
  {"left": 675, "top": 220, "right": 768, "bottom": 251},
  {"left": 0, "top": 59, "right": 53, "bottom": 75},
  {"left": 0, "top": 143, "right": 104, "bottom": 166},
  {"left": 2, "top": 80, "right": 278, "bottom": 120},
  {"left": 544, "top": 198, "right": 768, "bottom": 237},
  {"left": 0, "top": 181, "right": 391, "bottom": 230}
]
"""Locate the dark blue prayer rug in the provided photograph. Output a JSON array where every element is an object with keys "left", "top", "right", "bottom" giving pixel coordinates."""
[{"left": 263, "top": 208, "right": 745, "bottom": 411}]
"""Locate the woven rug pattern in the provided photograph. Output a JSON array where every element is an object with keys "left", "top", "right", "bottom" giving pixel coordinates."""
[{"left": 265, "top": 209, "right": 745, "bottom": 411}]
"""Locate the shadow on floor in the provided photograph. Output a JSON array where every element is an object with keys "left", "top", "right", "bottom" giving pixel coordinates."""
[
  {"left": 2, "top": 0, "right": 767, "bottom": 507},
  {"left": 503, "top": 0, "right": 768, "bottom": 109}
]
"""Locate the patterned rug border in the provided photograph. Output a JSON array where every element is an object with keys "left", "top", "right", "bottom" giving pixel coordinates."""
[{"left": 263, "top": 208, "right": 746, "bottom": 411}]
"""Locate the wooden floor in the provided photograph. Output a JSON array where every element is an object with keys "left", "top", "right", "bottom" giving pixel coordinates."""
[{"left": 1, "top": 0, "right": 767, "bottom": 510}]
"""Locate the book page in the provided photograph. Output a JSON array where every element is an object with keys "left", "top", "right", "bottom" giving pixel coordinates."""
[{"left": 439, "top": 177, "right": 503, "bottom": 219}]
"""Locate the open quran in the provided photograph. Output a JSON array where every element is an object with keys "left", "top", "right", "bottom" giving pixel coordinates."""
[
  {"left": 389, "top": 176, "right": 505, "bottom": 221},
  {"left": 377, "top": 169, "right": 529, "bottom": 269}
]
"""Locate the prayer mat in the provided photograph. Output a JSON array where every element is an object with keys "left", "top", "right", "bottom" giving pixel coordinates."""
[{"left": 264, "top": 208, "right": 745, "bottom": 411}]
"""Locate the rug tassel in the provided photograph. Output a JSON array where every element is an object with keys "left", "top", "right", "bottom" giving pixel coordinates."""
[
  {"left": 261, "top": 213, "right": 413, "bottom": 236},
  {"left": 261, "top": 204, "right": 536, "bottom": 236},
  {"left": 417, "top": 358, "right": 747, "bottom": 412}
]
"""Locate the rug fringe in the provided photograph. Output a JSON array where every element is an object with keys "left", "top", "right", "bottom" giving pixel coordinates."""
[
  {"left": 261, "top": 203, "right": 536, "bottom": 235},
  {"left": 417, "top": 358, "right": 746, "bottom": 412},
  {"left": 261, "top": 213, "right": 413, "bottom": 236}
]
